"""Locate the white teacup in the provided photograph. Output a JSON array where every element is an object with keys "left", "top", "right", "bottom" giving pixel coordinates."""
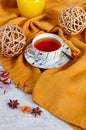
[{"left": 31, "top": 33, "right": 64, "bottom": 61}]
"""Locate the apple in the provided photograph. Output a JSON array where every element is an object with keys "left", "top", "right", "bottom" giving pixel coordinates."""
[{"left": 17, "top": 0, "right": 46, "bottom": 18}]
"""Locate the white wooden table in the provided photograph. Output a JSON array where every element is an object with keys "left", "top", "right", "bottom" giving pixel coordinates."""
[{"left": 0, "top": 63, "right": 73, "bottom": 130}]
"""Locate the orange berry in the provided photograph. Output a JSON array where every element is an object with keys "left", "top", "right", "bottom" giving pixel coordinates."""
[
  {"left": 72, "top": 52, "right": 81, "bottom": 58},
  {"left": 21, "top": 106, "right": 31, "bottom": 113}
]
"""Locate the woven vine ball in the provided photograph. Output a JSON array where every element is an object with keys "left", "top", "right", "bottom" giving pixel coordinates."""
[
  {"left": 58, "top": 6, "right": 86, "bottom": 35},
  {"left": 0, "top": 24, "right": 26, "bottom": 57},
  {"left": 84, "top": 29, "right": 86, "bottom": 42}
]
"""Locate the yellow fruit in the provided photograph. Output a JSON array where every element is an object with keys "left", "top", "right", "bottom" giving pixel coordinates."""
[{"left": 17, "top": 0, "right": 46, "bottom": 18}]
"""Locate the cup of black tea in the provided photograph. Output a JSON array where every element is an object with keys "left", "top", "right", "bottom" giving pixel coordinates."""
[{"left": 31, "top": 33, "right": 64, "bottom": 61}]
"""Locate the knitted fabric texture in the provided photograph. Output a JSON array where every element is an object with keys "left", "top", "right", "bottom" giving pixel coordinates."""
[{"left": 0, "top": 0, "right": 86, "bottom": 130}]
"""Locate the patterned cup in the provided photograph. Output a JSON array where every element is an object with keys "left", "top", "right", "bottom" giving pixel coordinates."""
[{"left": 31, "top": 33, "right": 64, "bottom": 61}]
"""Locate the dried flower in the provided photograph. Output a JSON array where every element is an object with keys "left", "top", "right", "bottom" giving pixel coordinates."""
[
  {"left": 3, "top": 89, "right": 7, "bottom": 94},
  {"left": 30, "top": 107, "right": 42, "bottom": 117},
  {"left": 8, "top": 99, "right": 19, "bottom": 109},
  {"left": 0, "top": 86, "right": 2, "bottom": 89},
  {"left": 0, "top": 70, "right": 11, "bottom": 85},
  {"left": 0, "top": 70, "right": 9, "bottom": 78},
  {"left": 21, "top": 106, "right": 31, "bottom": 113}
]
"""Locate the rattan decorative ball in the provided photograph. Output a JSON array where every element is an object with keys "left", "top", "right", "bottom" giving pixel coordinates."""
[
  {"left": 0, "top": 24, "right": 26, "bottom": 57},
  {"left": 84, "top": 29, "right": 86, "bottom": 42},
  {"left": 58, "top": 6, "right": 86, "bottom": 35}
]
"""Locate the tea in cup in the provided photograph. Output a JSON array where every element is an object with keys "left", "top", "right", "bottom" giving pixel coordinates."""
[{"left": 31, "top": 33, "right": 64, "bottom": 61}]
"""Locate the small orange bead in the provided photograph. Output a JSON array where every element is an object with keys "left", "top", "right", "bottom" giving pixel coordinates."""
[
  {"left": 72, "top": 52, "right": 81, "bottom": 58},
  {"left": 21, "top": 106, "right": 31, "bottom": 113}
]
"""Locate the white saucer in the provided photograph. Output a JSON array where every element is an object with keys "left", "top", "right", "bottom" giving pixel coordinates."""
[{"left": 24, "top": 43, "right": 71, "bottom": 69}]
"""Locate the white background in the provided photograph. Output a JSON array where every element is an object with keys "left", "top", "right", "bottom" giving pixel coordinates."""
[{"left": 0, "top": 63, "right": 73, "bottom": 130}]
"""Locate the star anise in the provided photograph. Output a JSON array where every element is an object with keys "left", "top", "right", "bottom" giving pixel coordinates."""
[
  {"left": 7, "top": 99, "right": 19, "bottom": 109},
  {"left": 30, "top": 107, "right": 42, "bottom": 117}
]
